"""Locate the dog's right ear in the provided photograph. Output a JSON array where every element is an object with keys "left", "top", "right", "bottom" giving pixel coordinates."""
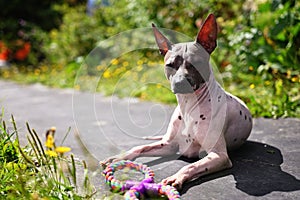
[
  {"left": 196, "top": 14, "right": 218, "bottom": 54},
  {"left": 152, "top": 23, "right": 172, "bottom": 56}
]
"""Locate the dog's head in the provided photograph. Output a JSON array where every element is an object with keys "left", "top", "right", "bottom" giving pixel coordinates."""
[{"left": 152, "top": 14, "right": 217, "bottom": 94}]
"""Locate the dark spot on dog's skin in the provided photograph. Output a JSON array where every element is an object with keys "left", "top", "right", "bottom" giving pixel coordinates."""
[
  {"left": 189, "top": 139, "right": 191, "bottom": 142},
  {"left": 186, "top": 139, "right": 189, "bottom": 143},
  {"left": 240, "top": 110, "right": 242, "bottom": 115},
  {"left": 185, "top": 100, "right": 188, "bottom": 103},
  {"left": 188, "top": 134, "right": 191, "bottom": 137},
  {"left": 230, "top": 96, "right": 232, "bottom": 99},
  {"left": 208, "top": 99, "right": 211, "bottom": 102},
  {"left": 202, "top": 117, "right": 206, "bottom": 120},
  {"left": 234, "top": 138, "right": 237, "bottom": 142},
  {"left": 161, "top": 143, "right": 164, "bottom": 146},
  {"left": 218, "top": 95, "right": 221, "bottom": 102},
  {"left": 249, "top": 117, "right": 251, "bottom": 122},
  {"left": 195, "top": 121, "right": 198, "bottom": 124},
  {"left": 178, "top": 115, "right": 182, "bottom": 120},
  {"left": 200, "top": 114, "right": 204, "bottom": 118},
  {"left": 193, "top": 139, "right": 195, "bottom": 142},
  {"left": 245, "top": 115, "right": 247, "bottom": 120},
  {"left": 205, "top": 168, "right": 208, "bottom": 172}
]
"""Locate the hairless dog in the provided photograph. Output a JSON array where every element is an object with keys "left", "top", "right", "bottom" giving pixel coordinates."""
[{"left": 101, "top": 14, "right": 252, "bottom": 190}]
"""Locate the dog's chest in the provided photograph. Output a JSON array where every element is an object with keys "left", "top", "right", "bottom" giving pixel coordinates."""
[{"left": 175, "top": 95, "right": 212, "bottom": 157}]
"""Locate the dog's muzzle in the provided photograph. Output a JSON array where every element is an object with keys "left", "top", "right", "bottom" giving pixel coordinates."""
[{"left": 170, "top": 74, "right": 196, "bottom": 94}]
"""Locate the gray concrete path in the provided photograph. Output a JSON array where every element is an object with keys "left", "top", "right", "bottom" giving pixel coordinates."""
[{"left": 0, "top": 80, "right": 299, "bottom": 199}]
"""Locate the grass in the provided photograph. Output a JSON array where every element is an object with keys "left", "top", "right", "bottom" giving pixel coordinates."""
[
  {"left": 0, "top": 114, "right": 96, "bottom": 199},
  {"left": 0, "top": 50, "right": 299, "bottom": 118},
  {"left": 222, "top": 73, "right": 300, "bottom": 118}
]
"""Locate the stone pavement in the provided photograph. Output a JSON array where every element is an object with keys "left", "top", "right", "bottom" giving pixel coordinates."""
[{"left": 0, "top": 80, "right": 299, "bottom": 199}]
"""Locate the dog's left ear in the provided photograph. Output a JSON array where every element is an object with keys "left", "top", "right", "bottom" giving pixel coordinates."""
[
  {"left": 196, "top": 14, "right": 218, "bottom": 54},
  {"left": 152, "top": 23, "right": 172, "bottom": 56}
]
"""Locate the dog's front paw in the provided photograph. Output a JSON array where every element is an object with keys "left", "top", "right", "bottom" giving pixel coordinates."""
[
  {"left": 161, "top": 173, "right": 185, "bottom": 190},
  {"left": 100, "top": 156, "right": 120, "bottom": 169}
]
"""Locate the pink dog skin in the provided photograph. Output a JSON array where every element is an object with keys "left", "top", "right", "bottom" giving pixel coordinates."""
[{"left": 101, "top": 14, "right": 252, "bottom": 190}]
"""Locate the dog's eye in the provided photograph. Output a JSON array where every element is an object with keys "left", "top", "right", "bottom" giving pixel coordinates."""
[
  {"left": 166, "top": 62, "right": 173, "bottom": 67},
  {"left": 166, "top": 62, "right": 180, "bottom": 71}
]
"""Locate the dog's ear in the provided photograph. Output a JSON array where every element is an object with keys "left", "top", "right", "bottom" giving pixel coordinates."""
[
  {"left": 152, "top": 23, "right": 172, "bottom": 56},
  {"left": 196, "top": 14, "right": 218, "bottom": 54}
]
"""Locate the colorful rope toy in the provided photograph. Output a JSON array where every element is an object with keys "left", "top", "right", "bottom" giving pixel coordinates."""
[{"left": 102, "top": 160, "right": 181, "bottom": 200}]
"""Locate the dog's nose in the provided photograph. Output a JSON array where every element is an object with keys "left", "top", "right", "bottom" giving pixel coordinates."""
[{"left": 171, "top": 74, "right": 195, "bottom": 94}]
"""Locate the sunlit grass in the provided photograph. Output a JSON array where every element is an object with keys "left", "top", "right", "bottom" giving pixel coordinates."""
[{"left": 0, "top": 114, "right": 96, "bottom": 199}]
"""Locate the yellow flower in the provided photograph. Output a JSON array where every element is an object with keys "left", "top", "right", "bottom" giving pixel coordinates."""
[
  {"left": 217, "top": 17, "right": 224, "bottom": 24},
  {"left": 103, "top": 70, "right": 111, "bottom": 78},
  {"left": 248, "top": 66, "right": 254, "bottom": 71},
  {"left": 49, "top": 126, "right": 56, "bottom": 132},
  {"left": 3, "top": 71, "right": 10, "bottom": 78},
  {"left": 31, "top": 193, "right": 39, "bottom": 200},
  {"left": 45, "top": 134, "right": 54, "bottom": 148},
  {"left": 41, "top": 65, "right": 48, "bottom": 72},
  {"left": 249, "top": 84, "right": 255, "bottom": 89},
  {"left": 74, "top": 84, "right": 80, "bottom": 90},
  {"left": 140, "top": 92, "right": 147, "bottom": 99},
  {"left": 286, "top": 70, "right": 291, "bottom": 79},
  {"left": 137, "top": 60, "right": 143, "bottom": 65},
  {"left": 34, "top": 69, "right": 41, "bottom": 76},
  {"left": 291, "top": 77, "right": 298, "bottom": 82},
  {"left": 264, "top": 81, "right": 271, "bottom": 86},
  {"left": 55, "top": 146, "right": 71, "bottom": 154},
  {"left": 45, "top": 150, "right": 58, "bottom": 157},
  {"left": 136, "top": 65, "right": 143, "bottom": 72},
  {"left": 122, "top": 61, "right": 129, "bottom": 67},
  {"left": 111, "top": 59, "right": 119, "bottom": 65}
]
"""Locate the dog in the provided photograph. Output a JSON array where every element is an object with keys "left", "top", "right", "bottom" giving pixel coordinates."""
[{"left": 101, "top": 14, "right": 252, "bottom": 190}]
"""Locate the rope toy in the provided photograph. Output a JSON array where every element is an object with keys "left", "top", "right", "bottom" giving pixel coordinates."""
[{"left": 102, "top": 160, "right": 181, "bottom": 200}]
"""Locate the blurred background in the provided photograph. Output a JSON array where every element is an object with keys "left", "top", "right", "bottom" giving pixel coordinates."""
[{"left": 0, "top": 0, "right": 299, "bottom": 118}]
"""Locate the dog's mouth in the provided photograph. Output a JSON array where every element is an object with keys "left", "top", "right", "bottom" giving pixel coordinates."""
[
  {"left": 192, "top": 84, "right": 199, "bottom": 91},
  {"left": 171, "top": 76, "right": 199, "bottom": 94},
  {"left": 188, "top": 77, "right": 199, "bottom": 91}
]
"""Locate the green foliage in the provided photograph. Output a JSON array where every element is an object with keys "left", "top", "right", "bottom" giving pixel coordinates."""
[
  {"left": 0, "top": 115, "right": 96, "bottom": 199},
  {"left": 222, "top": 0, "right": 300, "bottom": 118},
  {"left": 44, "top": 0, "right": 244, "bottom": 65},
  {"left": 228, "top": 0, "right": 300, "bottom": 77},
  {"left": 43, "top": 5, "right": 99, "bottom": 64},
  {"left": 0, "top": 121, "right": 19, "bottom": 164}
]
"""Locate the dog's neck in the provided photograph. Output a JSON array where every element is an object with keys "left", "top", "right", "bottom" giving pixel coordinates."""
[{"left": 175, "top": 67, "right": 222, "bottom": 115}]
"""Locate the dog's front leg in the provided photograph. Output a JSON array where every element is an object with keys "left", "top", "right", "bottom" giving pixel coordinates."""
[
  {"left": 162, "top": 151, "right": 232, "bottom": 189},
  {"left": 101, "top": 140, "right": 178, "bottom": 167}
]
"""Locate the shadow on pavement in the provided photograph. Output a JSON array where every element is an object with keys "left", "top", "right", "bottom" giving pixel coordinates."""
[{"left": 146, "top": 141, "right": 300, "bottom": 197}]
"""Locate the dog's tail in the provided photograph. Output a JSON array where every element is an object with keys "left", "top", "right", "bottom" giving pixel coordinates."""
[{"left": 142, "top": 135, "right": 164, "bottom": 140}]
